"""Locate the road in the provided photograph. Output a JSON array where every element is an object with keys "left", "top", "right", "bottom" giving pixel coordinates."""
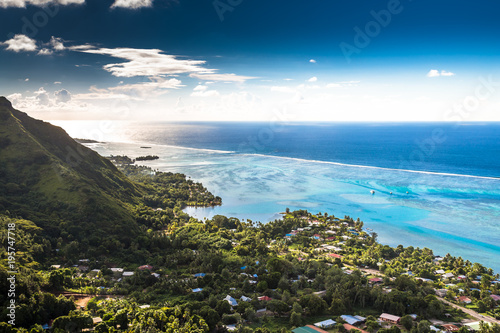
[
  {"left": 350, "top": 266, "right": 500, "bottom": 325},
  {"left": 438, "top": 297, "right": 500, "bottom": 325}
]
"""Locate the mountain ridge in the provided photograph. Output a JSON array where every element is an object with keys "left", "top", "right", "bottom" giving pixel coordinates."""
[{"left": 0, "top": 96, "right": 143, "bottom": 242}]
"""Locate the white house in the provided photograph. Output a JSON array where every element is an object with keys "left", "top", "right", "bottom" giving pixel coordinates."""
[
  {"left": 435, "top": 289, "right": 448, "bottom": 297},
  {"left": 314, "top": 319, "right": 337, "bottom": 329},
  {"left": 224, "top": 295, "right": 238, "bottom": 307}
]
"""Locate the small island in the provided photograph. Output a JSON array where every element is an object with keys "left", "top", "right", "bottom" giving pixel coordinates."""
[{"left": 136, "top": 155, "right": 159, "bottom": 161}]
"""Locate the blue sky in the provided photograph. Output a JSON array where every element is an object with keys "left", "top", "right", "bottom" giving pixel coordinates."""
[{"left": 1, "top": 0, "right": 500, "bottom": 121}]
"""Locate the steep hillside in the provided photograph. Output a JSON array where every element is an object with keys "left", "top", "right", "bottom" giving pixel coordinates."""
[{"left": 0, "top": 96, "right": 143, "bottom": 242}]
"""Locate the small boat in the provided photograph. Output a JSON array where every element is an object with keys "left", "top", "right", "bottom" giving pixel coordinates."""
[
  {"left": 370, "top": 190, "right": 375, "bottom": 195},
  {"left": 140, "top": 146, "right": 152, "bottom": 149},
  {"left": 390, "top": 192, "right": 393, "bottom": 195},
  {"left": 406, "top": 191, "right": 409, "bottom": 194}
]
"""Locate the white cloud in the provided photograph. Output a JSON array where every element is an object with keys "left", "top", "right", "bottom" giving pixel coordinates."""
[
  {"left": 71, "top": 77, "right": 183, "bottom": 104},
  {"left": 297, "top": 83, "right": 320, "bottom": 90},
  {"left": 7, "top": 89, "right": 91, "bottom": 117},
  {"left": 7, "top": 85, "right": 136, "bottom": 117},
  {"left": 3, "top": 35, "right": 67, "bottom": 55},
  {"left": 57, "top": 43, "right": 257, "bottom": 111},
  {"left": 70, "top": 45, "right": 255, "bottom": 83},
  {"left": 50, "top": 36, "right": 65, "bottom": 51},
  {"left": 326, "top": 80, "right": 360, "bottom": 88},
  {"left": 426, "top": 70, "right": 440, "bottom": 78},
  {"left": 191, "top": 84, "right": 220, "bottom": 97},
  {"left": 55, "top": 89, "right": 71, "bottom": 103},
  {"left": 73, "top": 47, "right": 208, "bottom": 77},
  {"left": 169, "top": 90, "right": 265, "bottom": 121},
  {"left": 111, "top": 0, "right": 152, "bottom": 9},
  {"left": 193, "top": 85, "right": 208, "bottom": 91},
  {"left": 271, "top": 86, "right": 296, "bottom": 93},
  {"left": 74, "top": 88, "right": 133, "bottom": 101},
  {"left": 34, "top": 87, "right": 50, "bottom": 105},
  {"left": 2, "top": 34, "right": 37, "bottom": 52},
  {"left": 189, "top": 73, "right": 256, "bottom": 83},
  {"left": 54, "top": 81, "right": 62, "bottom": 84},
  {"left": 292, "top": 93, "right": 304, "bottom": 104},
  {"left": 273, "top": 79, "right": 338, "bottom": 94},
  {"left": 108, "top": 77, "right": 183, "bottom": 97},
  {"left": 309, "top": 59, "right": 316, "bottom": 63},
  {"left": 191, "top": 90, "right": 220, "bottom": 97},
  {"left": 7, "top": 93, "right": 22, "bottom": 101},
  {"left": 70, "top": 44, "right": 94, "bottom": 51},
  {"left": 219, "top": 91, "right": 261, "bottom": 114},
  {"left": 427, "top": 69, "right": 455, "bottom": 78},
  {"left": 175, "top": 96, "right": 184, "bottom": 108},
  {"left": 0, "top": 0, "right": 84, "bottom": 8},
  {"left": 38, "top": 48, "right": 53, "bottom": 55}
]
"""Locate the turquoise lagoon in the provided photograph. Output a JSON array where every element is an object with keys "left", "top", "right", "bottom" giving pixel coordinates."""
[{"left": 86, "top": 140, "right": 500, "bottom": 273}]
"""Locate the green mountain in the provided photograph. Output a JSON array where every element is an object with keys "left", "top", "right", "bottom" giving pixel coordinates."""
[{"left": 0, "top": 96, "right": 143, "bottom": 242}]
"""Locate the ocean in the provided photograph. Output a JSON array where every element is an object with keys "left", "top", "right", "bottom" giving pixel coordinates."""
[{"left": 53, "top": 121, "right": 500, "bottom": 273}]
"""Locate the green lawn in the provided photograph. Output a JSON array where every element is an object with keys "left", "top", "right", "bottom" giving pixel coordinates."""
[
  {"left": 249, "top": 316, "right": 292, "bottom": 331},
  {"left": 350, "top": 306, "right": 381, "bottom": 317},
  {"left": 249, "top": 314, "right": 339, "bottom": 332}
]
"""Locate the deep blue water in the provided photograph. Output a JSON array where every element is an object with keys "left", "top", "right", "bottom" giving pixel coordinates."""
[
  {"left": 121, "top": 122, "right": 500, "bottom": 178},
  {"left": 55, "top": 121, "right": 500, "bottom": 272}
]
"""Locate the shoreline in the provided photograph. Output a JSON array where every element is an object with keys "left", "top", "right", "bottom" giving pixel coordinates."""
[
  {"left": 84, "top": 140, "right": 500, "bottom": 274},
  {"left": 85, "top": 140, "right": 500, "bottom": 181}
]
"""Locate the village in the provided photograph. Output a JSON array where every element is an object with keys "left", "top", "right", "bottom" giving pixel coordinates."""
[{"left": 43, "top": 210, "right": 500, "bottom": 333}]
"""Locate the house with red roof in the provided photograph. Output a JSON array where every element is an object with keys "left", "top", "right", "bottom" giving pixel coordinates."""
[
  {"left": 458, "top": 296, "right": 472, "bottom": 304},
  {"left": 369, "top": 277, "right": 383, "bottom": 284},
  {"left": 344, "top": 324, "right": 369, "bottom": 333},
  {"left": 138, "top": 265, "right": 153, "bottom": 271},
  {"left": 379, "top": 313, "right": 400, "bottom": 324},
  {"left": 442, "top": 324, "right": 460, "bottom": 332}
]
